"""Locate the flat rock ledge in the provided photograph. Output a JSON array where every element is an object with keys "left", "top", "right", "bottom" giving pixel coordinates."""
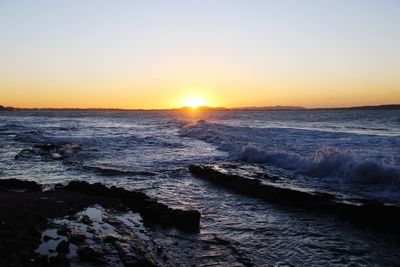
[
  {"left": 60, "top": 180, "right": 201, "bottom": 232},
  {"left": 0, "top": 178, "right": 201, "bottom": 267},
  {"left": 189, "top": 164, "right": 400, "bottom": 233}
]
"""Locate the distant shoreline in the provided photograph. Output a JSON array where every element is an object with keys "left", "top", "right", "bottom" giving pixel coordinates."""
[{"left": 1, "top": 104, "right": 400, "bottom": 112}]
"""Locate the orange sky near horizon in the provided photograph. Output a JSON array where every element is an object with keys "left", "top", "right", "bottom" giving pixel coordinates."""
[
  {"left": 1, "top": 81, "right": 399, "bottom": 109},
  {"left": 2, "top": 66, "right": 399, "bottom": 109},
  {"left": 1, "top": 1, "right": 399, "bottom": 109}
]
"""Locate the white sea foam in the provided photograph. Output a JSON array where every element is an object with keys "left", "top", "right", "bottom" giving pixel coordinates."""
[{"left": 181, "top": 120, "right": 400, "bottom": 185}]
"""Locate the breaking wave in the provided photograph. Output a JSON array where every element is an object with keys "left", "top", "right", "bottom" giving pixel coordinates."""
[{"left": 181, "top": 120, "right": 400, "bottom": 185}]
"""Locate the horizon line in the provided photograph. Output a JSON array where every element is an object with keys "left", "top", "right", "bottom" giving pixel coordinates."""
[{"left": 1, "top": 104, "right": 400, "bottom": 111}]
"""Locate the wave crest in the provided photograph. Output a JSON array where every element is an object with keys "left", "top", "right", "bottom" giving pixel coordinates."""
[{"left": 181, "top": 120, "right": 400, "bottom": 185}]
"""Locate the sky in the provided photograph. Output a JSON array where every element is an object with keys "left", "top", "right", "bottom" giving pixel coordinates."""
[{"left": 0, "top": 0, "right": 399, "bottom": 109}]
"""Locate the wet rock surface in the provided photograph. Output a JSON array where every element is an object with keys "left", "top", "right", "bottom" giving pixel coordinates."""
[
  {"left": 0, "top": 178, "right": 42, "bottom": 192},
  {"left": 0, "top": 184, "right": 118, "bottom": 266},
  {"left": 56, "top": 240, "right": 70, "bottom": 254},
  {"left": 14, "top": 143, "right": 81, "bottom": 161},
  {"left": 36, "top": 205, "right": 183, "bottom": 266},
  {"left": 62, "top": 180, "right": 201, "bottom": 232},
  {"left": 76, "top": 245, "right": 105, "bottom": 262},
  {"left": 189, "top": 164, "right": 400, "bottom": 233},
  {"left": 0, "top": 179, "right": 202, "bottom": 266}
]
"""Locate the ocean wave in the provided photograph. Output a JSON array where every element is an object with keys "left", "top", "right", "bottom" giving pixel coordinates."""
[
  {"left": 239, "top": 145, "right": 399, "bottom": 184},
  {"left": 14, "top": 130, "right": 47, "bottom": 143},
  {"left": 56, "top": 126, "right": 79, "bottom": 131},
  {"left": 80, "top": 164, "right": 158, "bottom": 176},
  {"left": 0, "top": 123, "right": 27, "bottom": 130},
  {"left": 180, "top": 120, "right": 400, "bottom": 185},
  {"left": 127, "top": 135, "right": 185, "bottom": 148}
]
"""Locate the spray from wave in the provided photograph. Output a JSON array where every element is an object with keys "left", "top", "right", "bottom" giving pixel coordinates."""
[{"left": 180, "top": 120, "right": 400, "bottom": 185}]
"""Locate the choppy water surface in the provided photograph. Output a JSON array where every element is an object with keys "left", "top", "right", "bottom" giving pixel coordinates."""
[{"left": 1, "top": 109, "right": 400, "bottom": 266}]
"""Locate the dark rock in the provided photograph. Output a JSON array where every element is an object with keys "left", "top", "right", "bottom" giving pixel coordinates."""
[
  {"left": 34, "top": 214, "right": 48, "bottom": 224},
  {"left": 114, "top": 242, "right": 157, "bottom": 267},
  {"left": 54, "top": 183, "right": 64, "bottom": 191},
  {"left": 173, "top": 209, "right": 201, "bottom": 232},
  {"left": 62, "top": 181, "right": 201, "bottom": 232},
  {"left": 87, "top": 227, "right": 96, "bottom": 234},
  {"left": 49, "top": 253, "right": 70, "bottom": 266},
  {"left": 14, "top": 148, "right": 35, "bottom": 160},
  {"left": 104, "top": 234, "right": 119, "bottom": 243},
  {"left": 56, "top": 240, "right": 70, "bottom": 254},
  {"left": 33, "top": 144, "right": 58, "bottom": 151},
  {"left": 123, "top": 258, "right": 157, "bottom": 267},
  {"left": 34, "top": 254, "right": 50, "bottom": 266},
  {"left": 69, "top": 232, "right": 86, "bottom": 244},
  {"left": 141, "top": 202, "right": 169, "bottom": 223},
  {"left": 0, "top": 221, "right": 12, "bottom": 231},
  {"left": 0, "top": 178, "right": 42, "bottom": 192},
  {"left": 43, "top": 235, "right": 52, "bottom": 242},
  {"left": 63, "top": 181, "right": 97, "bottom": 194},
  {"left": 15, "top": 143, "right": 79, "bottom": 162},
  {"left": 81, "top": 215, "right": 92, "bottom": 225},
  {"left": 189, "top": 164, "right": 400, "bottom": 233},
  {"left": 189, "top": 164, "right": 333, "bottom": 208},
  {"left": 77, "top": 245, "right": 104, "bottom": 262},
  {"left": 57, "top": 226, "right": 70, "bottom": 237},
  {"left": 26, "top": 224, "right": 41, "bottom": 238}
]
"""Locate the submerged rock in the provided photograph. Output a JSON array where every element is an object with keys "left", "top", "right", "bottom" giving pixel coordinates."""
[{"left": 14, "top": 143, "right": 80, "bottom": 161}]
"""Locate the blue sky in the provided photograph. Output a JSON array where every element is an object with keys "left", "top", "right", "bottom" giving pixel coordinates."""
[{"left": 0, "top": 0, "right": 399, "bottom": 108}]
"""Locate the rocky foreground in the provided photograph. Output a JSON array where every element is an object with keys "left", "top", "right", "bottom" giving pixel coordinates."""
[
  {"left": 2, "top": 164, "right": 400, "bottom": 266},
  {"left": 0, "top": 179, "right": 200, "bottom": 267}
]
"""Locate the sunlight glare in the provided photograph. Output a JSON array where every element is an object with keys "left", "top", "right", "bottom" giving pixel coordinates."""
[{"left": 183, "top": 95, "right": 207, "bottom": 108}]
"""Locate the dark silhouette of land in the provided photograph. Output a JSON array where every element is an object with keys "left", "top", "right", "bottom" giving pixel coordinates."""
[
  {"left": 320, "top": 104, "right": 400, "bottom": 110},
  {"left": 0, "top": 105, "right": 18, "bottom": 111},
  {"left": 1, "top": 104, "right": 400, "bottom": 112}
]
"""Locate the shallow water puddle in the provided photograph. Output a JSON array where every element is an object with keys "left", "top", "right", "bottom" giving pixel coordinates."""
[
  {"left": 36, "top": 228, "right": 74, "bottom": 258},
  {"left": 35, "top": 205, "right": 128, "bottom": 266}
]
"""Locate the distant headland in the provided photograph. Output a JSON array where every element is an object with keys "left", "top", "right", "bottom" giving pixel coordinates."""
[
  {"left": 1, "top": 104, "right": 400, "bottom": 112},
  {"left": 0, "top": 105, "right": 18, "bottom": 111}
]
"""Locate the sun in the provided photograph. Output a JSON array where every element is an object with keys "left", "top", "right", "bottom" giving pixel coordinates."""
[{"left": 183, "top": 95, "right": 207, "bottom": 108}]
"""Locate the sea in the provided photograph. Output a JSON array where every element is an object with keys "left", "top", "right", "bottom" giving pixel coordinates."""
[{"left": 0, "top": 109, "right": 399, "bottom": 266}]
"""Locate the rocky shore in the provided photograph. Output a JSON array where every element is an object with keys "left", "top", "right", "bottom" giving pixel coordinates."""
[
  {"left": 189, "top": 164, "right": 400, "bottom": 233},
  {"left": 0, "top": 179, "right": 201, "bottom": 267}
]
